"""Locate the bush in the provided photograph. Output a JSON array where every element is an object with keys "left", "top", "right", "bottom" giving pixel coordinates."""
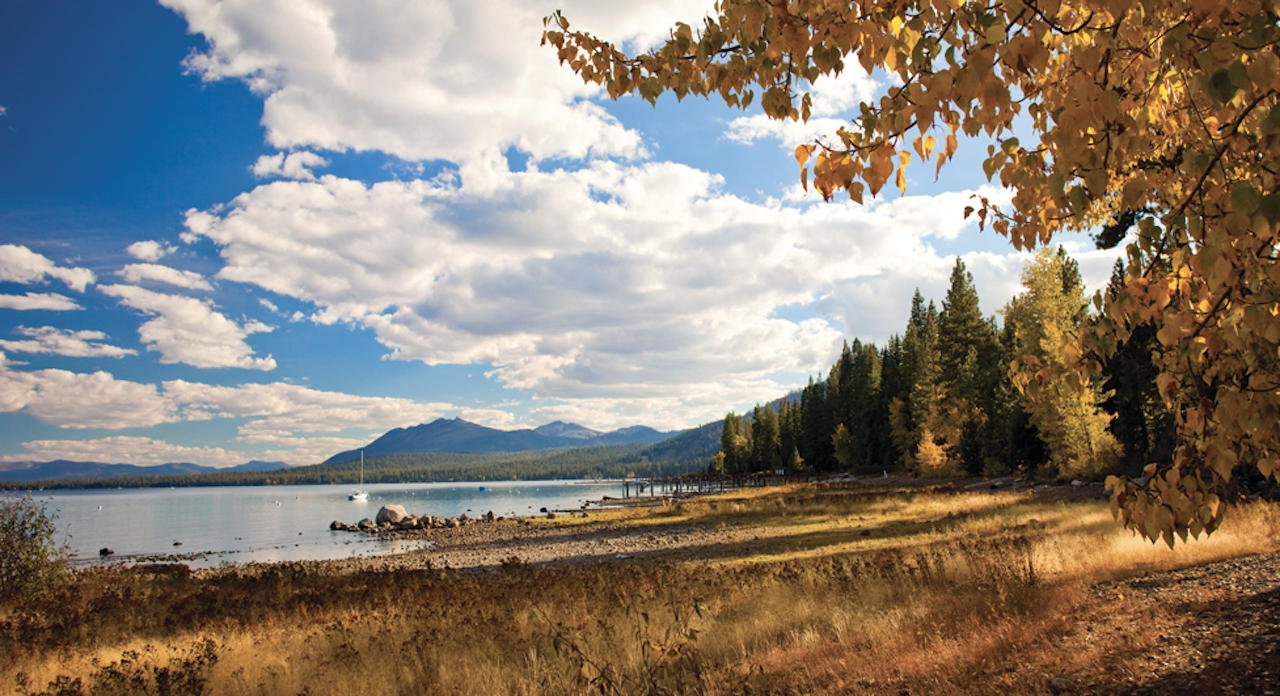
[{"left": 0, "top": 494, "right": 67, "bottom": 600}]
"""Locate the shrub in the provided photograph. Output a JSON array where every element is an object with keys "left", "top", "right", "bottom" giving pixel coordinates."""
[{"left": 0, "top": 494, "right": 67, "bottom": 600}]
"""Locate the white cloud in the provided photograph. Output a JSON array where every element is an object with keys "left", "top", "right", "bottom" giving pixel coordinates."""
[
  {"left": 160, "top": 0, "right": 683, "bottom": 192},
  {"left": 251, "top": 150, "right": 329, "bottom": 180},
  {"left": 258, "top": 298, "right": 279, "bottom": 312},
  {"left": 0, "top": 244, "right": 95, "bottom": 291},
  {"left": 2, "top": 437, "right": 252, "bottom": 468},
  {"left": 0, "top": 355, "right": 523, "bottom": 464},
  {"left": 117, "top": 263, "right": 214, "bottom": 291},
  {"left": 126, "top": 240, "right": 178, "bottom": 262},
  {"left": 99, "top": 284, "right": 276, "bottom": 370},
  {"left": 0, "top": 293, "right": 82, "bottom": 311},
  {"left": 725, "top": 70, "right": 879, "bottom": 148},
  {"left": 179, "top": 163, "right": 1036, "bottom": 428},
  {"left": 0, "top": 106, "right": 7, "bottom": 117},
  {"left": 0, "top": 327, "right": 136, "bottom": 358},
  {"left": 0, "top": 354, "right": 176, "bottom": 429},
  {"left": 164, "top": 379, "right": 464, "bottom": 433}
]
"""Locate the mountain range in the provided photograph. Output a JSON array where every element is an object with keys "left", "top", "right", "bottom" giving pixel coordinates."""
[
  {"left": 0, "top": 459, "right": 290, "bottom": 483},
  {"left": 323, "top": 418, "right": 673, "bottom": 463},
  {"left": 0, "top": 419, "right": 682, "bottom": 484}
]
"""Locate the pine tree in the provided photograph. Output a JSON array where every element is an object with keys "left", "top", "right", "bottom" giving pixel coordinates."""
[
  {"left": 847, "top": 341, "right": 882, "bottom": 472},
  {"left": 894, "top": 294, "right": 943, "bottom": 470},
  {"left": 875, "top": 335, "right": 905, "bottom": 469},
  {"left": 719, "top": 412, "right": 749, "bottom": 476},
  {"left": 938, "top": 258, "right": 993, "bottom": 383},
  {"left": 749, "top": 404, "right": 782, "bottom": 473},
  {"left": 800, "top": 377, "right": 835, "bottom": 470},
  {"left": 936, "top": 257, "right": 1002, "bottom": 474},
  {"left": 1100, "top": 259, "right": 1175, "bottom": 475},
  {"left": 778, "top": 398, "right": 804, "bottom": 472}
]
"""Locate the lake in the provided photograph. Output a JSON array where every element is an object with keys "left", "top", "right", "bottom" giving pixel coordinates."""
[{"left": 40, "top": 480, "right": 626, "bottom": 568}]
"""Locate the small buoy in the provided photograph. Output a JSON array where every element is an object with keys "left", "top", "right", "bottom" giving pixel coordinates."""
[{"left": 97, "top": 505, "right": 103, "bottom": 510}]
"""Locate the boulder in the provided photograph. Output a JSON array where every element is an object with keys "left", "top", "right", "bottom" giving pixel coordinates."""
[
  {"left": 459, "top": 513, "right": 471, "bottom": 522},
  {"left": 447, "top": 518, "right": 461, "bottom": 528},
  {"left": 484, "top": 510, "right": 496, "bottom": 522},
  {"left": 357, "top": 518, "right": 375, "bottom": 531},
  {"left": 329, "top": 520, "right": 345, "bottom": 531},
  {"left": 376, "top": 504, "right": 409, "bottom": 525},
  {"left": 99, "top": 547, "right": 114, "bottom": 556}
]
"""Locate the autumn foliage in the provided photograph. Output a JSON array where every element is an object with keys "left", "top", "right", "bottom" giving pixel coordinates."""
[{"left": 543, "top": 0, "right": 1280, "bottom": 545}]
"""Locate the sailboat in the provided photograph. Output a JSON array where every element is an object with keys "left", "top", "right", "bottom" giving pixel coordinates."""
[{"left": 348, "top": 451, "right": 368, "bottom": 501}]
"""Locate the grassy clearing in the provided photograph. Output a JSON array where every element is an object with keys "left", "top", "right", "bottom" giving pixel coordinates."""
[{"left": 4, "top": 482, "right": 1278, "bottom": 695}]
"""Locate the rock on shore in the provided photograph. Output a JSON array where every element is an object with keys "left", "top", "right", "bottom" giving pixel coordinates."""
[
  {"left": 376, "top": 504, "right": 409, "bottom": 525},
  {"left": 331, "top": 505, "right": 505, "bottom": 534}
]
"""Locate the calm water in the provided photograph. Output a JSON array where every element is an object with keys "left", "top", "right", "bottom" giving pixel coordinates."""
[{"left": 41, "top": 480, "right": 625, "bottom": 568}]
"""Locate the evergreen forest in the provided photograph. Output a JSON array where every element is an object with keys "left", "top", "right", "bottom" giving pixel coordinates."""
[{"left": 713, "top": 250, "right": 1175, "bottom": 481}]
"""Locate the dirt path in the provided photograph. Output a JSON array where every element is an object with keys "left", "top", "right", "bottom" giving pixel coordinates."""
[{"left": 1054, "top": 549, "right": 1280, "bottom": 695}]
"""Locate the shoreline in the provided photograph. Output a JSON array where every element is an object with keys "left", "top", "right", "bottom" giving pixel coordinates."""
[
  {"left": 200, "top": 477, "right": 1111, "bottom": 577},
  {"left": 68, "top": 476, "right": 1112, "bottom": 572}
]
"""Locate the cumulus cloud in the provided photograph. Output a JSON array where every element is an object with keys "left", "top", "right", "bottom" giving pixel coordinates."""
[
  {"left": 117, "top": 263, "right": 214, "bottom": 291},
  {"left": 0, "top": 355, "right": 523, "bottom": 464},
  {"left": 0, "top": 355, "right": 176, "bottom": 429},
  {"left": 0, "top": 244, "right": 95, "bottom": 291},
  {"left": 160, "top": 0, "right": 699, "bottom": 191},
  {"left": 0, "top": 293, "right": 82, "bottom": 311},
  {"left": 0, "top": 327, "right": 136, "bottom": 358},
  {"left": 178, "top": 162, "right": 1043, "bottom": 427},
  {"left": 4, "top": 437, "right": 241, "bottom": 467},
  {"left": 149, "top": 0, "right": 1119, "bottom": 434},
  {"left": 99, "top": 284, "right": 276, "bottom": 370},
  {"left": 164, "top": 379, "right": 478, "bottom": 433},
  {"left": 126, "top": 240, "right": 178, "bottom": 262},
  {"left": 252, "top": 150, "right": 329, "bottom": 180}
]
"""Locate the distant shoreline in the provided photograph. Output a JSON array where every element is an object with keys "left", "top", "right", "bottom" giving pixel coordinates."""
[{"left": 0, "top": 444, "right": 708, "bottom": 491}]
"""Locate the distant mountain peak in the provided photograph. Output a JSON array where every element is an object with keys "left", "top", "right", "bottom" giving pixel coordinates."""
[
  {"left": 323, "top": 418, "right": 673, "bottom": 463},
  {"left": 0, "top": 458, "right": 291, "bottom": 483},
  {"left": 533, "top": 421, "right": 602, "bottom": 440}
]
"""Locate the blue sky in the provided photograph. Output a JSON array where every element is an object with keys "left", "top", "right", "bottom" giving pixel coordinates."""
[{"left": 0, "top": 0, "right": 1120, "bottom": 467}]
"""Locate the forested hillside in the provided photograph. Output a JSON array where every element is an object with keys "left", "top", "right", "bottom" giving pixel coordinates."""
[
  {"left": 3, "top": 429, "right": 718, "bottom": 491},
  {"left": 713, "top": 252, "right": 1173, "bottom": 480}
]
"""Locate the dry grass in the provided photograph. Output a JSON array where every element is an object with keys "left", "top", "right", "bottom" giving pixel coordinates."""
[{"left": 4, "top": 483, "right": 1278, "bottom": 695}]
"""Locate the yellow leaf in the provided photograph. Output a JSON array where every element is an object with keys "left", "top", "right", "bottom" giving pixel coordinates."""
[{"left": 795, "top": 144, "right": 813, "bottom": 170}]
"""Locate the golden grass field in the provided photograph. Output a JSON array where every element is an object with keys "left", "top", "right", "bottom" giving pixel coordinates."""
[{"left": 4, "top": 482, "right": 1278, "bottom": 695}]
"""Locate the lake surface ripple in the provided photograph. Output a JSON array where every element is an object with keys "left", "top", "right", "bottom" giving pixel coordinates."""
[{"left": 43, "top": 480, "right": 625, "bottom": 568}]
